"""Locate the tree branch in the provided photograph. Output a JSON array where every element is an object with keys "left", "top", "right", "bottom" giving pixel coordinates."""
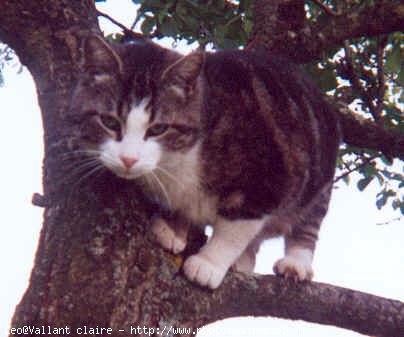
[
  {"left": 309, "top": 0, "right": 342, "bottom": 16},
  {"left": 96, "top": 10, "right": 145, "bottom": 41},
  {"left": 335, "top": 102, "right": 404, "bottom": 161},
  {"left": 334, "top": 154, "right": 379, "bottom": 183},
  {"left": 297, "top": 0, "right": 404, "bottom": 63},
  {"left": 249, "top": 0, "right": 404, "bottom": 63},
  {"left": 200, "top": 273, "right": 404, "bottom": 337},
  {"left": 374, "top": 35, "right": 388, "bottom": 121},
  {"left": 341, "top": 41, "right": 381, "bottom": 123}
]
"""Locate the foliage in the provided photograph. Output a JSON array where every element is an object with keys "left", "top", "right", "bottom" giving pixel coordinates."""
[
  {"left": 300, "top": 3, "right": 403, "bottom": 215},
  {"left": 0, "top": 43, "right": 20, "bottom": 86},
  {"left": 132, "top": 0, "right": 253, "bottom": 49},
  {"left": 331, "top": 31, "right": 404, "bottom": 215},
  {"left": 0, "top": 43, "right": 9, "bottom": 86}
]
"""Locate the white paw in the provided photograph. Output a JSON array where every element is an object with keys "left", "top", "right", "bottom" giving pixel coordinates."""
[
  {"left": 273, "top": 256, "right": 313, "bottom": 281},
  {"left": 183, "top": 254, "right": 227, "bottom": 289},
  {"left": 151, "top": 218, "right": 186, "bottom": 254}
]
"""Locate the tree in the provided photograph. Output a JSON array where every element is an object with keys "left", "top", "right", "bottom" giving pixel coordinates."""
[{"left": 0, "top": 0, "right": 403, "bottom": 336}]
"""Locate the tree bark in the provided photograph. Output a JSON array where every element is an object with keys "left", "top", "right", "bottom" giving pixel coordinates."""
[{"left": 1, "top": 1, "right": 403, "bottom": 336}]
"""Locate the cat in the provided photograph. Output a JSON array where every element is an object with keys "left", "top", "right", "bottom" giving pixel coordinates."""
[{"left": 69, "top": 35, "right": 341, "bottom": 289}]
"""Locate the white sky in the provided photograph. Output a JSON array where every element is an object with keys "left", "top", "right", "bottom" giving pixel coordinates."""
[{"left": 0, "top": 1, "right": 403, "bottom": 336}]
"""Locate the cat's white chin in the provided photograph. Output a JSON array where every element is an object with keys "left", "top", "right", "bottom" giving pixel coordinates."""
[
  {"left": 117, "top": 173, "right": 138, "bottom": 180},
  {"left": 114, "top": 170, "right": 146, "bottom": 180}
]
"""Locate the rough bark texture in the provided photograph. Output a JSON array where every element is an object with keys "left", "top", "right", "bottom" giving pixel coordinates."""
[{"left": 1, "top": 1, "right": 404, "bottom": 336}]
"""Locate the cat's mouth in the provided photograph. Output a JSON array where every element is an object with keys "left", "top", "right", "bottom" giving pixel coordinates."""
[{"left": 115, "top": 170, "right": 143, "bottom": 180}]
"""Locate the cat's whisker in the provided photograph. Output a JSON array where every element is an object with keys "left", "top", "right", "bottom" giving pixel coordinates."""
[
  {"left": 62, "top": 155, "right": 106, "bottom": 185},
  {"left": 64, "top": 160, "right": 106, "bottom": 205},
  {"left": 154, "top": 166, "right": 185, "bottom": 190},
  {"left": 59, "top": 149, "right": 101, "bottom": 161},
  {"left": 149, "top": 171, "right": 172, "bottom": 209},
  {"left": 73, "top": 163, "right": 106, "bottom": 189},
  {"left": 63, "top": 158, "right": 101, "bottom": 177},
  {"left": 70, "top": 161, "right": 102, "bottom": 178},
  {"left": 64, "top": 154, "right": 100, "bottom": 166}
]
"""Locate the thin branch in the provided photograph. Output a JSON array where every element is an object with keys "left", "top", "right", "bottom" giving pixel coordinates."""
[
  {"left": 377, "top": 215, "right": 403, "bottom": 226},
  {"left": 96, "top": 10, "right": 145, "bottom": 41},
  {"left": 310, "top": 0, "right": 342, "bottom": 16},
  {"left": 130, "top": 18, "right": 138, "bottom": 31},
  {"left": 374, "top": 35, "right": 388, "bottom": 120},
  {"left": 334, "top": 154, "right": 380, "bottom": 183},
  {"left": 201, "top": 273, "right": 404, "bottom": 337},
  {"left": 342, "top": 41, "right": 381, "bottom": 121}
]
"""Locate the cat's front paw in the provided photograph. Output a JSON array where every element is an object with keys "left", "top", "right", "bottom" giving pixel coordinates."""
[
  {"left": 183, "top": 255, "right": 227, "bottom": 289},
  {"left": 151, "top": 218, "right": 186, "bottom": 254},
  {"left": 273, "top": 256, "right": 313, "bottom": 282}
]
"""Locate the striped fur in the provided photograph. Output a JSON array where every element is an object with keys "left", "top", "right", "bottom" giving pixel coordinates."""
[{"left": 151, "top": 49, "right": 341, "bottom": 287}]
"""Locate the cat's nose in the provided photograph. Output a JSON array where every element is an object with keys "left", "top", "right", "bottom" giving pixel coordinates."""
[{"left": 120, "top": 156, "right": 138, "bottom": 169}]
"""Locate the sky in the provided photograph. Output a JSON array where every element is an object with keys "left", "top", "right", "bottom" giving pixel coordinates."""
[{"left": 0, "top": 1, "right": 403, "bottom": 336}]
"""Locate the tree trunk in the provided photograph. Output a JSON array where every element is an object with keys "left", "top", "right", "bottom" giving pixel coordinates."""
[{"left": 1, "top": 1, "right": 403, "bottom": 336}]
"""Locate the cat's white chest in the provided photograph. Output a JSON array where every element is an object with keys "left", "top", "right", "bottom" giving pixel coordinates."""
[{"left": 158, "top": 144, "right": 217, "bottom": 225}]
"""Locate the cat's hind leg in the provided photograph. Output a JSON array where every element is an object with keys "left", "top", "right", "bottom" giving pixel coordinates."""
[
  {"left": 273, "top": 233, "right": 315, "bottom": 281},
  {"left": 273, "top": 189, "right": 331, "bottom": 281},
  {"left": 151, "top": 215, "right": 189, "bottom": 254}
]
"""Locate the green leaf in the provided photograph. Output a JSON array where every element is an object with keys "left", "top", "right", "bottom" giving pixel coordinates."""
[
  {"left": 140, "top": 16, "right": 156, "bottom": 35},
  {"left": 380, "top": 170, "right": 392, "bottom": 179},
  {"left": 357, "top": 176, "right": 374, "bottom": 191},
  {"left": 399, "top": 89, "right": 404, "bottom": 103},
  {"left": 376, "top": 194, "right": 388, "bottom": 209},
  {"left": 217, "top": 37, "right": 240, "bottom": 49},
  {"left": 385, "top": 44, "right": 402, "bottom": 74},
  {"left": 363, "top": 163, "right": 378, "bottom": 177},
  {"left": 159, "top": 19, "right": 179, "bottom": 37}
]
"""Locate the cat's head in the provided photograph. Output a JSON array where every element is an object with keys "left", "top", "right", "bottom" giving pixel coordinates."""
[{"left": 68, "top": 35, "right": 204, "bottom": 181}]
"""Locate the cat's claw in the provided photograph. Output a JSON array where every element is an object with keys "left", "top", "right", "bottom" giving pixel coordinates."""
[
  {"left": 273, "top": 256, "right": 313, "bottom": 282},
  {"left": 151, "top": 218, "right": 186, "bottom": 254},
  {"left": 183, "top": 255, "right": 227, "bottom": 289}
]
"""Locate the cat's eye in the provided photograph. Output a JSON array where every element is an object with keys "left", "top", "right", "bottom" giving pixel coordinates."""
[
  {"left": 100, "top": 115, "right": 121, "bottom": 133},
  {"left": 146, "top": 123, "right": 169, "bottom": 138}
]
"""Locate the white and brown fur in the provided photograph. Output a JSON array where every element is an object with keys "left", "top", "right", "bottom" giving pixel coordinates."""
[{"left": 69, "top": 36, "right": 341, "bottom": 289}]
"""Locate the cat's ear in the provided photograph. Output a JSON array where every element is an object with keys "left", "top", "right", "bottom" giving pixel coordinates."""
[
  {"left": 82, "top": 35, "right": 123, "bottom": 73},
  {"left": 161, "top": 52, "right": 204, "bottom": 97}
]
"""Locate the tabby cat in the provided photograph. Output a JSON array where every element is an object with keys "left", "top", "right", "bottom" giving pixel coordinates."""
[{"left": 69, "top": 35, "right": 340, "bottom": 289}]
